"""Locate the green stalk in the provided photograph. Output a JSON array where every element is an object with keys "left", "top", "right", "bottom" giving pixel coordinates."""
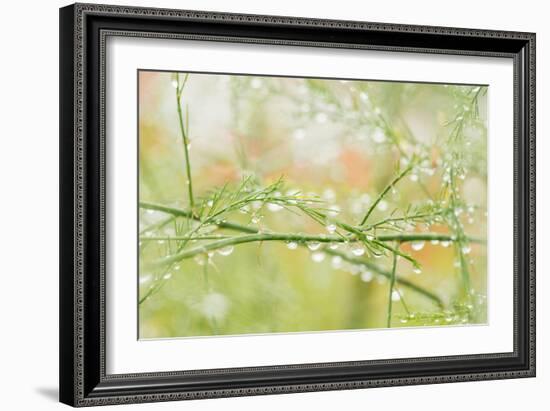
[
  {"left": 175, "top": 74, "right": 195, "bottom": 210},
  {"left": 360, "top": 163, "right": 415, "bottom": 226},
  {"left": 386, "top": 248, "right": 399, "bottom": 327}
]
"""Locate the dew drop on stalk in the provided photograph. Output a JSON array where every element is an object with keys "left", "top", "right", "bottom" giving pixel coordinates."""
[
  {"left": 441, "top": 240, "right": 451, "bottom": 248},
  {"left": 411, "top": 241, "right": 425, "bottom": 251},
  {"left": 163, "top": 272, "right": 172, "bottom": 280},
  {"left": 413, "top": 267, "right": 422, "bottom": 275},
  {"left": 139, "top": 274, "right": 152, "bottom": 285},
  {"left": 328, "top": 205, "right": 341, "bottom": 217},
  {"left": 217, "top": 245, "right": 234, "bottom": 256},
  {"left": 194, "top": 255, "right": 206, "bottom": 266},
  {"left": 360, "top": 271, "right": 373, "bottom": 282},
  {"left": 311, "top": 251, "right": 325, "bottom": 263},
  {"left": 430, "top": 239, "right": 440, "bottom": 245},
  {"left": 171, "top": 79, "right": 178, "bottom": 88},
  {"left": 391, "top": 290, "right": 401, "bottom": 301},
  {"left": 157, "top": 240, "right": 165, "bottom": 245},
  {"left": 251, "top": 215, "right": 261, "bottom": 224},
  {"left": 307, "top": 241, "right": 321, "bottom": 251},
  {"left": 174, "top": 265, "right": 181, "bottom": 270},
  {"left": 331, "top": 255, "right": 343, "bottom": 269},
  {"left": 286, "top": 241, "right": 298, "bottom": 250},
  {"left": 400, "top": 318, "right": 408, "bottom": 324},
  {"left": 351, "top": 243, "right": 365, "bottom": 256},
  {"left": 329, "top": 243, "right": 339, "bottom": 250},
  {"left": 206, "top": 200, "right": 214, "bottom": 207},
  {"left": 409, "top": 174, "right": 419, "bottom": 182},
  {"left": 326, "top": 223, "right": 337, "bottom": 234},
  {"left": 462, "top": 245, "right": 472, "bottom": 254},
  {"left": 267, "top": 202, "right": 283, "bottom": 212}
]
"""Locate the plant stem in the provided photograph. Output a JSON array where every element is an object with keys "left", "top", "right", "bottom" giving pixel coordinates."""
[
  {"left": 360, "top": 163, "right": 415, "bottom": 226},
  {"left": 323, "top": 248, "right": 443, "bottom": 308},
  {"left": 386, "top": 247, "right": 398, "bottom": 327},
  {"left": 175, "top": 74, "right": 195, "bottom": 210}
]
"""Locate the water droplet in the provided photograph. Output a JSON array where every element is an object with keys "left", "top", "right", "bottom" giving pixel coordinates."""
[
  {"left": 139, "top": 274, "right": 152, "bottom": 284},
  {"left": 207, "top": 251, "right": 215, "bottom": 258},
  {"left": 157, "top": 240, "right": 165, "bottom": 245},
  {"left": 146, "top": 209, "right": 155, "bottom": 215},
  {"left": 462, "top": 245, "right": 471, "bottom": 254},
  {"left": 372, "top": 129, "right": 386, "bottom": 143},
  {"left": 359, "top": 91, "right": 369, "bottom": 102},
  {"left": 217, "top": 245, "right": 234, "bottom": 256},
  {"left": 171, "top": 79, "right": 178, "bottom": 88},
  {"left": 251, "top": 215, "right": 261, "bottom": 224},
  {"left": 377, "top": 200, "right": 389, "bottom": 212},
  {"left": 311, "top": 251, "right": 325, "bottom": 263},
  {"left": 360, "top": 271, "right": 373, "bottom": 282},
  {"left": 315, "top": 112, "right": 328, "bottom": 123},
  {"left": 286, "top": 241, "right": 298, "bottom": 250},
  {"left": 326, "top": 223, "right": 337, "bottom": 233},
  {"left": 267, "top": 202, "right": 283, "bottom": 212},
  {"left": 327, "top": 205, "right": 341, "bottom": 217},
  {"left": 174, "top": 265, "right": 181, "bottom": 270},
  {"left": 307, "top": 241, "right": 321, "bottom": 251},
  {"left": 293, "top": 128, "right": 306, "bottom": 140},
  {"left": 331, "top": 255, "right": 343, "bottom": 269},
  {"left": 194, "top": 255, "right": 206, "bottom": 265},
  {"left": 411, "top": 241, "right": 425, "bottom": 251},
  {"left": 360, "top": 193, "right": 371, "bottom": 204},
  {"left": 413, "top": 267, "right": 422, "bottom": 275},
  {"left": 391, "top": 290, "right": 401, "bottom": 301},
  {"left": 329, "top": 243, "right": 339, "bottom": 250},
  {"left": 400, "top": 318, "right": 408, "bottom": 324},
  {"left": 251, "top": 78, "right": 262, "bottom": 89},
  {"left": 441, "top": 240, "right": 451, "bottom": 248},
  {"left": 351, "top": 243, "right": 365, "bottom": 256},
  {"left": 163, "top": 272, "right": 172, "bottom": 280},
  {"left": 410, "top": 174, "right": 419, "bottom": 182},
  {"left": 445, "top": 316, "right": 453, "bottom": 323},
  {"left": 430, "top": 239, "right": 440, "bottom": 245}
]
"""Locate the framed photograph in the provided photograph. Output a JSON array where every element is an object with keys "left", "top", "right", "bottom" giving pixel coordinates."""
[{"left": 59, "top": 3, "right": 535, "bottom": 407}]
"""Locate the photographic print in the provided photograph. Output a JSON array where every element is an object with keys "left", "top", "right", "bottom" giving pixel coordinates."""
[{"left": 138, "top": 70, "right": 488, "bottom": 339}]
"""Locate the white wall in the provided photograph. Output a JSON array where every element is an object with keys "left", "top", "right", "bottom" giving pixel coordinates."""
[{"left": 0, "top": 0, "right": 545, "bottom": 409}]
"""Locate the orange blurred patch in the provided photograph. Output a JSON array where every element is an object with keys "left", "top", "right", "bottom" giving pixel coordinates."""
[
  {"left": 339, "top": 148, "right": 371, "bottom": 189},
  {"left": 200, "top": 163, "right": 239, "bottom": 187}
]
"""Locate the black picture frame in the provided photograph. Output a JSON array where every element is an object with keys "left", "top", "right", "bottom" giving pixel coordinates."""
[{"left": 59, "top": 3, "right": 536, "bottom": 407}]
